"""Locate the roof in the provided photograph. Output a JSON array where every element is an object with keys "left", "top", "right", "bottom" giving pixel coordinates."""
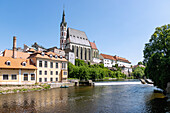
[
  {"left": 29, "top": 53, "right": 67, "bottom": 62},
  {"left": 114, "top": 56, "right": 131, "bottom": 63},
  {"left": 67, "top": 28, "right": 90, "bottom": 46},
  {"left": 100, "top": 54, "right": 116, "bottom": 60},
  {"left": 46, "top": 51, "right": 59, "bottom": 56},
  {"left": 90, "top": 42, "right": 97, "bottom": 49},
  {"left": 0, "top": 56, "right": 37, "bottom": 69},
  {"left": 3, "top": 49, "right": 30, "bottom": 59},
  {"left": 28, "top": 48, "right": 35, "bottom": 52}
]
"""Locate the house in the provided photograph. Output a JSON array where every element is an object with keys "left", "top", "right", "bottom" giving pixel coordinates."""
[
  {"left": 100, "top": 53, "right": 116, "bottom": 67},
  {"left": 0, "top": 56, "right": 37, "bottom": 85},
  {"left": 28, "top": 51, "right": 68, "bottom": 83}
]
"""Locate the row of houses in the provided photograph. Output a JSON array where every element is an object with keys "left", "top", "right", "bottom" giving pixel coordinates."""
[{"left": 0, "top": 37, "right": 68, "bottom": 85}]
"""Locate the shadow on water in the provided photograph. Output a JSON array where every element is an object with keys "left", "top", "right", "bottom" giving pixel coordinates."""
[{"left": 0, "top": 81, "right": 170, "bottom": 113}]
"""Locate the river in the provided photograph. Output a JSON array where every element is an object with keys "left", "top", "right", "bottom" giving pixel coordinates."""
[{"left": 0, "top": 80, "right": 170, "bottom": 113}]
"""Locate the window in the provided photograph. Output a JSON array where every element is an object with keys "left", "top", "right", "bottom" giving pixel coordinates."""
[
  {"left": 24, "top": 74, "right": 28, "bottom": 81},
  {"left": 77, "top": 36, "right": 79, "bottom": 38},
  {"left": 64, "top": 72, "right": 67, "bottom": 75},
  {"left": 39, "top": 60, "right": 42, "bottom": 67},
  {"left": 56, "top": 78, "right": 58, "bottom": 81},
  {"left": 56, "top": 71, "right": 58, "bottom": 75},
  {"left": 56, "top": 63, "right": 58, "bottom": 68},
  {"left": 60, "top": 56, "right": 63, "bottom": 59},
  {"left": 41, "top": 52, "right": 45, "bottom": 56},
  {"left": 81, "top": 47, "right": 83, "bottom": 60},
  {"left": 49, "top": 54, "right": 53, "bottom": 58},
  {"left": 45, "top": 71, "right": 47, "bottom": 75},
  {"left": 3, "top": 74, "right": 8, "bottom": 80},
  {"left": 22, "top": 62, "right": 26, "bottom": 66},
  {"left": 62, "top": 63, "right": 66, "bottom": 69},
  {"left": 50, "top": 78, "right": 53, "bottom": 82},
  {"left": 89, "top": 49, "right": 91, "bottom": 60},
  {"left": 11, "top": 74, "right": 17, "bottom": 80},
  {"left": 72, "top": 46, "right": 74, "bottom": 52},
  {"left": 62, "top": 32, "right": 64, "bottom": 36},
  {"left": 6, "top": 61, "right": 11, "bottom": 66},
  {"left": 85, "top": 48, "right": 87, "bottom": 60},
  {"left": 80, "top": 37, "right": 82, "bottom": 39},
  {"left": 39, "top": 70, "right": 42, "bottom": 75},
  {"left": 55, "top": 55, "right": 58, "bottom": 59},
  {"left": 44, "top": 61, "right": 48, "bottom": 68},
  {"left": 73, "top": 35, "right": 75, "bottom": 37},
  {"left": 76, "top": 46, "right": 79, "bottom": 57},
  {"left": 50, "top": 62, "right": 53, "bottom": 68},
  {"left": 44, "top": 78, "right": 47, "bottom": 82},
  {"left": 39, "top": 78, "right": 42, "bottom": 82},
  {"left": 51, "top": 71, "right": 53, "bottom": 75},
  {"left": 31, "top": 74, "right": 35, "bottom": 80}
]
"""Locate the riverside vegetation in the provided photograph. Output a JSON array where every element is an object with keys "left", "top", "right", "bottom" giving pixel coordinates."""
[
  {"left": 144, "top": 24, "right": 170, "bottom": 91},
  {"left": 68, "top": 59, "right": 129, "bottom": 81}
]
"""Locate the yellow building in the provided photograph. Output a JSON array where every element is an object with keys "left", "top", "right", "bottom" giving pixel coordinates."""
[
  {"left": 0, "top": 56, "right": 37, "bottom": 85},
  {"left": 29, "top": 51, "right": 68, "bottom": 83}
]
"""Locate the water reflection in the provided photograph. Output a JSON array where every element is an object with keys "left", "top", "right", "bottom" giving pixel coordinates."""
[{"left": 0, "top": 83, "right": 169, "bottom": 113}]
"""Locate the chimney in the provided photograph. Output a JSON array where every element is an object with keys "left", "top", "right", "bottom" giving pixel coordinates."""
[{"left": 13, "top": 36, "right": 17, "bottom": 58}]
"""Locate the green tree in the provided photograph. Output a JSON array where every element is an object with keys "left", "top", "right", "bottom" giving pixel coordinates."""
[
  {"left": 143, "top": 24, "right": 170, "bottom": 90},
  {"left": 133, "top": 67, "right": 144, "bottom": 78},
  {"left": 137, "top": 61, "right": 143, "bottom": 65}
]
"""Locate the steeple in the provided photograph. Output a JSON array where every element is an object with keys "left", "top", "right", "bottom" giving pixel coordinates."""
[{"left": 62, "top": 10, "right": 65, "bottom": 23}]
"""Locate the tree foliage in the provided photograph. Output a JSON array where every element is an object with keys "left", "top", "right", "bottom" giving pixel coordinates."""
[
  {"left": 143, "top": 24, "right": 170, "bottom": 90},
  {"left": 133, "top": 67, "right": 145, "bottom": 78},
  {"left": 68, "top": 59, "right": 126, "bottom": 81}
]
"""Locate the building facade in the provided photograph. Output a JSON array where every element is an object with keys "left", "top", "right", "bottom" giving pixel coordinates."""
[
  {"left": 0, "top": 56, "right": 37, "bottom": 85},
  {"left": 29, "top": 51, "right": 68, "bottom": 83}
]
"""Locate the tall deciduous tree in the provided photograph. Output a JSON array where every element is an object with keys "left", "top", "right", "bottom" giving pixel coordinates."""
[{"left": 143, "top": 24, "right": 170, "bottom": 90}]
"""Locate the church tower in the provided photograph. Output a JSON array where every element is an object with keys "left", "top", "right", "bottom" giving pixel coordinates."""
[{"left": 60, "top": 10, "right": 67, "bottom": 50}]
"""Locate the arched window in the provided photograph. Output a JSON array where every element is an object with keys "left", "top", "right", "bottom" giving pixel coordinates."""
[
  {"left": 22, "top": 62, "right": 26, "bottom": 66},
  {"left": 72, "top": 45, "right": 74, "bottom": 52},
  {"left": 81, "top": 47, "right": 83, "bottom": 60},
  {"left": 89, "top": 49, "right": 91, "bottom": 60},
  {"left": 76, "top": 46, "right": 78, "bottom": 57},
  {"left": 85, "top": 48, "right": 87, "bottom": 60},
  {"left": 6, "top": 61, "right": 11, "bottom": 66}
]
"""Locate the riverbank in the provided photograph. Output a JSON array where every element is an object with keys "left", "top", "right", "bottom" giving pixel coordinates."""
[{"left": 0, "top": 82, "right": 74, "bottom": 95}]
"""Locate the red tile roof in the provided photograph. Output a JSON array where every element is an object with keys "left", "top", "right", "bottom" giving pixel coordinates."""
[
  {"left": 90, "top": 42, "right": 97, "bottom": 49},
  {"left": 3, "top": 49, "right": 30, "bottom": 59},
  {"left": 0, "top": 56, "right": 37, "bottom": 69},
  {"left": 100, "top": 53, "right": 116, "bottom": 60},
  {"left": 113, "top": 56, "right": 131, "bottom": 63}
]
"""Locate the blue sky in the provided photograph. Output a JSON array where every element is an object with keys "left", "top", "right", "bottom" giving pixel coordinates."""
[{"left": 0, "top": 0, "right": 170, "bottom": 65}]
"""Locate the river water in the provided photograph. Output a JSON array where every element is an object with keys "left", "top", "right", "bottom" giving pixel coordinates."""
[{"left": 0, "top": 80, "right": 170, "bottom": 113}]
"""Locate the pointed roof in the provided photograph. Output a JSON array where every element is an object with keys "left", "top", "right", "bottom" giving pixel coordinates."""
[
  {"left": 61, "top": 9, "right": 67, "bottom": 26},
  {"left": 90, "top": 42, "right": 97, "bottom": 49}
]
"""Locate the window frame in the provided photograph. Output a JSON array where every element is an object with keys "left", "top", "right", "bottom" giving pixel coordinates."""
[
  {"left": 11, "top": 74, "right": 17, "bottom": 80},
  {"left": 23, "top": 73, "right": 28, "bottom": 81},
  {"left": 3, "top": 74, "right": 9, "bottom": 80},
  {"left": 31, "top": 73, "right": 35, "bottom": 81},
  {"left": 39, "top": 60, "right": 42, "bottom": 67}
]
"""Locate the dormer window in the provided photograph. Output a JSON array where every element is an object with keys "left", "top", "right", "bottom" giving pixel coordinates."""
[
  {"left": 60, "top": 56, "right": 63, "bottom": 59},
  {"left": 55, "top": 55, "right": 58, "bottom": 59},
  {"left": 41, "top": 52, "right": 45, "bottom": 56},
  {"left": 22, "top": 62, "right": 26, "bottom": 66},
  {"left": 6, "top": 61, "right": 11, "bottom": 66},
  {"left": 49, "top": 54, "right": 53, "bottom": 58}
]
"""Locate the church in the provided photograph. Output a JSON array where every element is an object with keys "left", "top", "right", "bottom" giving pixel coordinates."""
[{"left": 60, "top": 10, "right": 100, "bottom": 64}]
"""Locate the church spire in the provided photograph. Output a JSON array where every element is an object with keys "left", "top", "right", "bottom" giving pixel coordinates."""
[{"left": 62, "top": 9, "right": 65, "bottom": 23}]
